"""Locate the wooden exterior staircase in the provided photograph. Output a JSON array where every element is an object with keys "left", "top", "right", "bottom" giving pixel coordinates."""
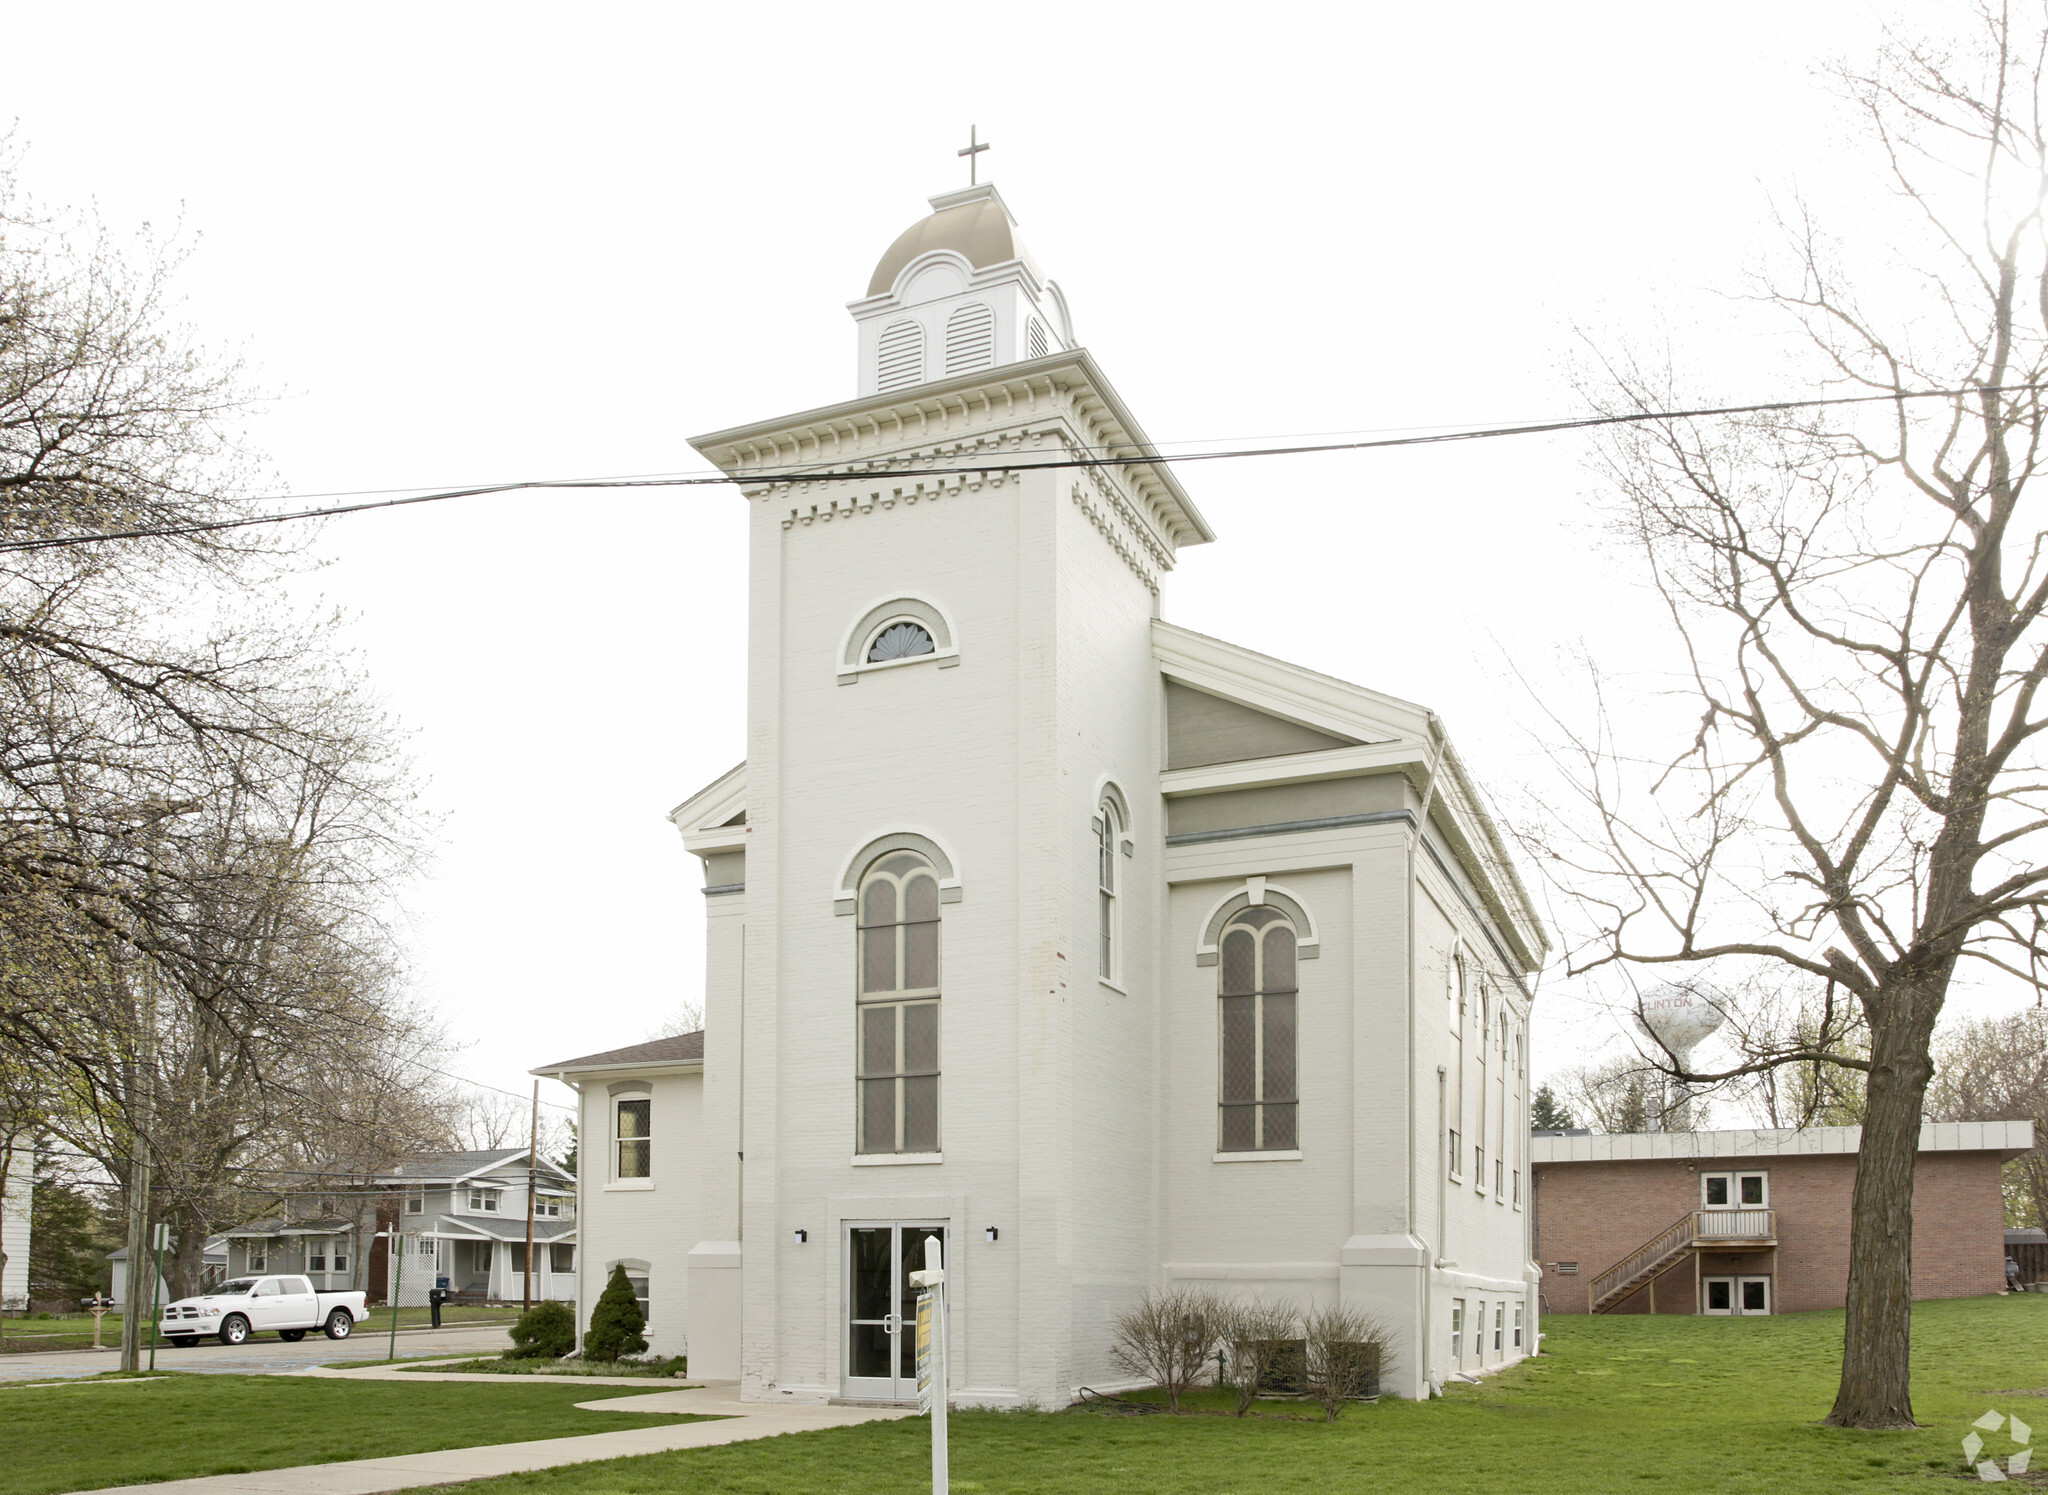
[{"left": 1587, "top": 1208, "right": 1778, "bottom": 1313}]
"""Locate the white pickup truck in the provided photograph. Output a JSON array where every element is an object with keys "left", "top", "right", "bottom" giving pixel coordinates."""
[{"left": 158, "top": 1275, "right": 368, "bottom": 1347}]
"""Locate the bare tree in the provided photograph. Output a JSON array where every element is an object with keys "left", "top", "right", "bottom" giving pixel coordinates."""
[
  {"left": 0, "top": 149, "right": 444, "bottom": 1305},
  {"left": 1522, "top": 6, "right": 2048, "bottom": 1427},
  {"left": 1555, "top": 1053, "right": 1669, "bottom": 1134},
  {"left": 1108, "top": 1286, "right": 1221, "bottom": 1413},
  {"left": 1302, "top": 1303, "right": 1391, "bottom": 1422},
  {"left": 1215, "top": 1296, "right": 1300, "bottom": 1416}
]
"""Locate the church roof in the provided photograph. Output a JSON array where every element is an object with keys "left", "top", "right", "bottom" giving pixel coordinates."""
[
  {"left": 867, "top": 184, "right": 1041, "bottom": 297},
  {"left": 533, "top": 1031, "right": 704, "bottom": 1076}
]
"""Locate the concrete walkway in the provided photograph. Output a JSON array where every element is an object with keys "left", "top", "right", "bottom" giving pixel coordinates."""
[{"left": 68, "top": 1378, "right": 914, "bottom": 1495}]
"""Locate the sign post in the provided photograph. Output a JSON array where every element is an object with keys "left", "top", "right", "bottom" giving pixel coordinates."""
[
  {"left": 909, "top": 1236, "right": 947, "bottom": 1495},
  {"left": 147, "top": 1223, "right": 169, "bottom": 1370},
  {"left": 382, "top": 1230, "right": 406, "bottom": 1362}
]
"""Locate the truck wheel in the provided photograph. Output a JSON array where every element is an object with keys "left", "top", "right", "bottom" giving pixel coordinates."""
[
  {"left": 278, "top": 1329, "right": 307, "bottom": 1342},
  {"left": 167, "top": 1336, "right": 196, "bottom": 1349},
  {"left": 218, "top": 1314, "right": 250, "bottom": 1345},
  {"left": 324, "top": 1309, "right": 354, "bottom": 1340}
]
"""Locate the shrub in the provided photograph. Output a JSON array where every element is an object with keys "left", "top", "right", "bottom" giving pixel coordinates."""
[
  {"left": 1216, "top": 1297, "right": 1301, "bottom": 1416},
  {"left": 583, "top": 1265, "right": 648, "bottom": 1362},
  {"left": 507, "top": 1299, "right": 576, "bottom": 1359},
  {"left": 1108, "top": 1285, "right": 1221, "bottom": 1413},
  {"left": 1302, "top": 1303, "right": 1392, "bottom": 1421}
]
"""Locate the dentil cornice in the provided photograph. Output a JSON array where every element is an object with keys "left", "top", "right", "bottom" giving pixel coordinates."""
[{"left": 687, "top": 349, "right": 1215, "bottom": 564}]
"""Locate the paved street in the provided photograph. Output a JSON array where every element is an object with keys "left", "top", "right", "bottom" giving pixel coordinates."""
[{"left": 0, "top": 1322, "right": 515, "bottom": 1380}]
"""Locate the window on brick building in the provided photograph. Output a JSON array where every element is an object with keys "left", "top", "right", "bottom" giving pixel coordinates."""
[{"left": 1702, "top": 1170, "right": 1768, "bottom": 1208}]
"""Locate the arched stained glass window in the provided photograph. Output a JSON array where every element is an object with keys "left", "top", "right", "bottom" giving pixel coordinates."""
[
  {"left": 1218, "top": 905, "right": 1298, "bottom": 1152},
  {"left": 856, "top": 851, "right": 941, "bottom": 1153}
]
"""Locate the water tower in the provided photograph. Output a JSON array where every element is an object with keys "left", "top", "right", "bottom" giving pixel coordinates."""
[{"left": 1635, "top": 982, "right": 1726, "bottom": 1130}]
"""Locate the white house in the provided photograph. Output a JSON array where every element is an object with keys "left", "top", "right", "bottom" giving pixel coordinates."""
[
  {"left": 1, "top": 1136, "right": 28, "bottom": 1312},
  {"left": 537, "top": 180, "right": 1548, "bottom": 1405}
]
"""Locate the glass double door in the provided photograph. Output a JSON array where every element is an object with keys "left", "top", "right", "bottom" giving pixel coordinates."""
[
  {"left": 1702, "top": 1275, "right": 1771, "bottom": 1314},
  {"left": 844, "top": 1223, "right": 945, "bottom": 1401}
]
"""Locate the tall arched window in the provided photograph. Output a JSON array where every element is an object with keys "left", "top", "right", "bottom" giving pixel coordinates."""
[
  {"left": 1097, "top": 797, "right": 1122, "bottom": 980},
  {"left": 857, "top": 851, "right": 941, "bottom": 1153},
  {"left": 1218, "top": 906, "right": 1298, "bottom": 1151}
]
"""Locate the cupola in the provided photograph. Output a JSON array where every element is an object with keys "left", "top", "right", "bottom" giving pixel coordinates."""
[{"left": 848, "top": 184, "right": 1073, "bottom": 397}]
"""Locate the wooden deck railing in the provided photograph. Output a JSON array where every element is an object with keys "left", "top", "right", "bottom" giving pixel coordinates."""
[{"left": 1694, "top": 1207, "right": 1775, "bottom": 1241}]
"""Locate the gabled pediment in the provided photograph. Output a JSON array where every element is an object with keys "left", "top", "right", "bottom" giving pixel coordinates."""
[
  {"left": 1153, "top": 621, "right": 1418, "bottom": 748},
  {"left": 1165, "top": 681, "right": 1363, "bottom": 770},
  {"left": 669, "top": 762, "right": 747, "bottom": 854}
]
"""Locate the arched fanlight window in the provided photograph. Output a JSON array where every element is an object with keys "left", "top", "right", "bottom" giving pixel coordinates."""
[
  {"left": 856, "top": 851, "right": 941, "bottom": 1154},
  {"left": 1097, "top": 797, "right": 1122, "bottom": 980},
  {"left": 1218, "top": 906, "right": 1298, "bottom": 1152},
  {"left": 867, "top": 621, "right": 936, "bottom": 664}
]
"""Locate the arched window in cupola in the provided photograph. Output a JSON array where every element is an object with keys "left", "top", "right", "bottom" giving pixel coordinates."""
[
  {"left": 943, "top": 302, "right": 996, "bottom": 376},
  {"left": 1026, "top": 317, "right": 1049, "bottom": 361},
  {"left": 877, "top": 320, "right": 925, "bottom": 392}
]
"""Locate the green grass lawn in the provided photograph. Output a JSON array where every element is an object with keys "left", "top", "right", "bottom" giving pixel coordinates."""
[
  {"left": 394, "top": 1293, "right": 2047, "bottom": 1495},
  {"left": 0, "top": 1374, "right": 710, "bottom": 1495}
]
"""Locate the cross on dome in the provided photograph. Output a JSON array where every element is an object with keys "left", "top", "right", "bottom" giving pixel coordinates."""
[{"left": 958, "top": 126, "right": 990, "bottom": 185}]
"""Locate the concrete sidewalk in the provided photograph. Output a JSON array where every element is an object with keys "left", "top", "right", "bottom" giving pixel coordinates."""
[{"left": 70, "top": 1380, "right": 913, "bottom": 1495}]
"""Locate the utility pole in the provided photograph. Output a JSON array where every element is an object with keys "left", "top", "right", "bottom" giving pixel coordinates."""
[
  {"left": 523, "top": 1081, "right": 539, "bottom": 1313},
  {"left": 119, "top": 971, "right": 158, "bottom": 1374}
]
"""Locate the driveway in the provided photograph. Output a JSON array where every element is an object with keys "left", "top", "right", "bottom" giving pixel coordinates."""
[{"left": 0, "top": 1322, "right": 515, "bottom": 1380}]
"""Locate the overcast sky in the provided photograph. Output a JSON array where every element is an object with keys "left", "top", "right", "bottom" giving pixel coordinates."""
[{"left": 8, "top": 0, "right": 1995, "bottom": 1120}]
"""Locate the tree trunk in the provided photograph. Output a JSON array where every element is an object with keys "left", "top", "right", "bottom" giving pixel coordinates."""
[
  {"left": 166, "top": 1204, "right": 210, "bottom": 1301},
  {"left": 1827, "top": 986, "right": 1941, "bottom": 1429}
]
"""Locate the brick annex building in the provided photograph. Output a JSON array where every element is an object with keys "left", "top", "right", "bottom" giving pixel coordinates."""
[{"left": 1530, "top": 1121, "right": 2034, "bottom": 1316}]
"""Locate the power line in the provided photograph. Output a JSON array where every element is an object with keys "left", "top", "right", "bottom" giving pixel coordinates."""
[{"left": 4, "top": 381, "right": 2040, "bottom": 556}]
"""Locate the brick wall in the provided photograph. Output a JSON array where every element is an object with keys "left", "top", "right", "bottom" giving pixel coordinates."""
[{"left": 1532, "top": 1149, "right": 2007, "bottom": 1314}]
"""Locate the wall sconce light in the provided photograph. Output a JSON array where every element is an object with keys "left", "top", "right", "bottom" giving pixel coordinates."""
[
  {"left": 984, "top": 1226, "right": 999, "bottom": 1243},
  {"left": 793, "top": 1228, "right": 808, "bottom": 1245}
]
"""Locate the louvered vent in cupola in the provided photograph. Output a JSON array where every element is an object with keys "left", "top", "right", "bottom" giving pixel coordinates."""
[
  {"left": 944, "top": 302, "right": 997, "bottom": 376},
  {"left": 1026, "top": 317, "right": 1048, "bottom": 361},
  {"left": 877, "top": 320, "right": 926, "bottom": 392}
]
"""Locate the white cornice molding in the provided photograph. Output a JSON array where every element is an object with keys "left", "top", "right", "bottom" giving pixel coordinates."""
[
  {"left": 532, "top": 1058, "right": 706, "bottom": 1081},
  {"left": 688, "top": 349, "right": 1214, "bottom": 555},
  {"left": 1161, "top": 742, "right": 1424, "bottom": 798}
]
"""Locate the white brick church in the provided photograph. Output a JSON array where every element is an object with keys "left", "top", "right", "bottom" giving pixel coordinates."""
[{"left": 536, "top": 179, "right": 1548, "bottom": 1405}]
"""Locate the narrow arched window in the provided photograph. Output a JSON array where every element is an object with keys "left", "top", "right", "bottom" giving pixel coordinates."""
[
  {"left": 1218, "top": 906, "right": 1298, "bottom": 1152},
  {"left": 857, "top": 851, "right": 941, "bottom": 1154},
  {"left": 1097, "top": 797, "right": 1122, "bottom": 980},
  {"left": 944, "top": 302, "right": 995, "bottom": 375},
  {"left": 877, "top": 320, "right": 925, "bottom": 392}
]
